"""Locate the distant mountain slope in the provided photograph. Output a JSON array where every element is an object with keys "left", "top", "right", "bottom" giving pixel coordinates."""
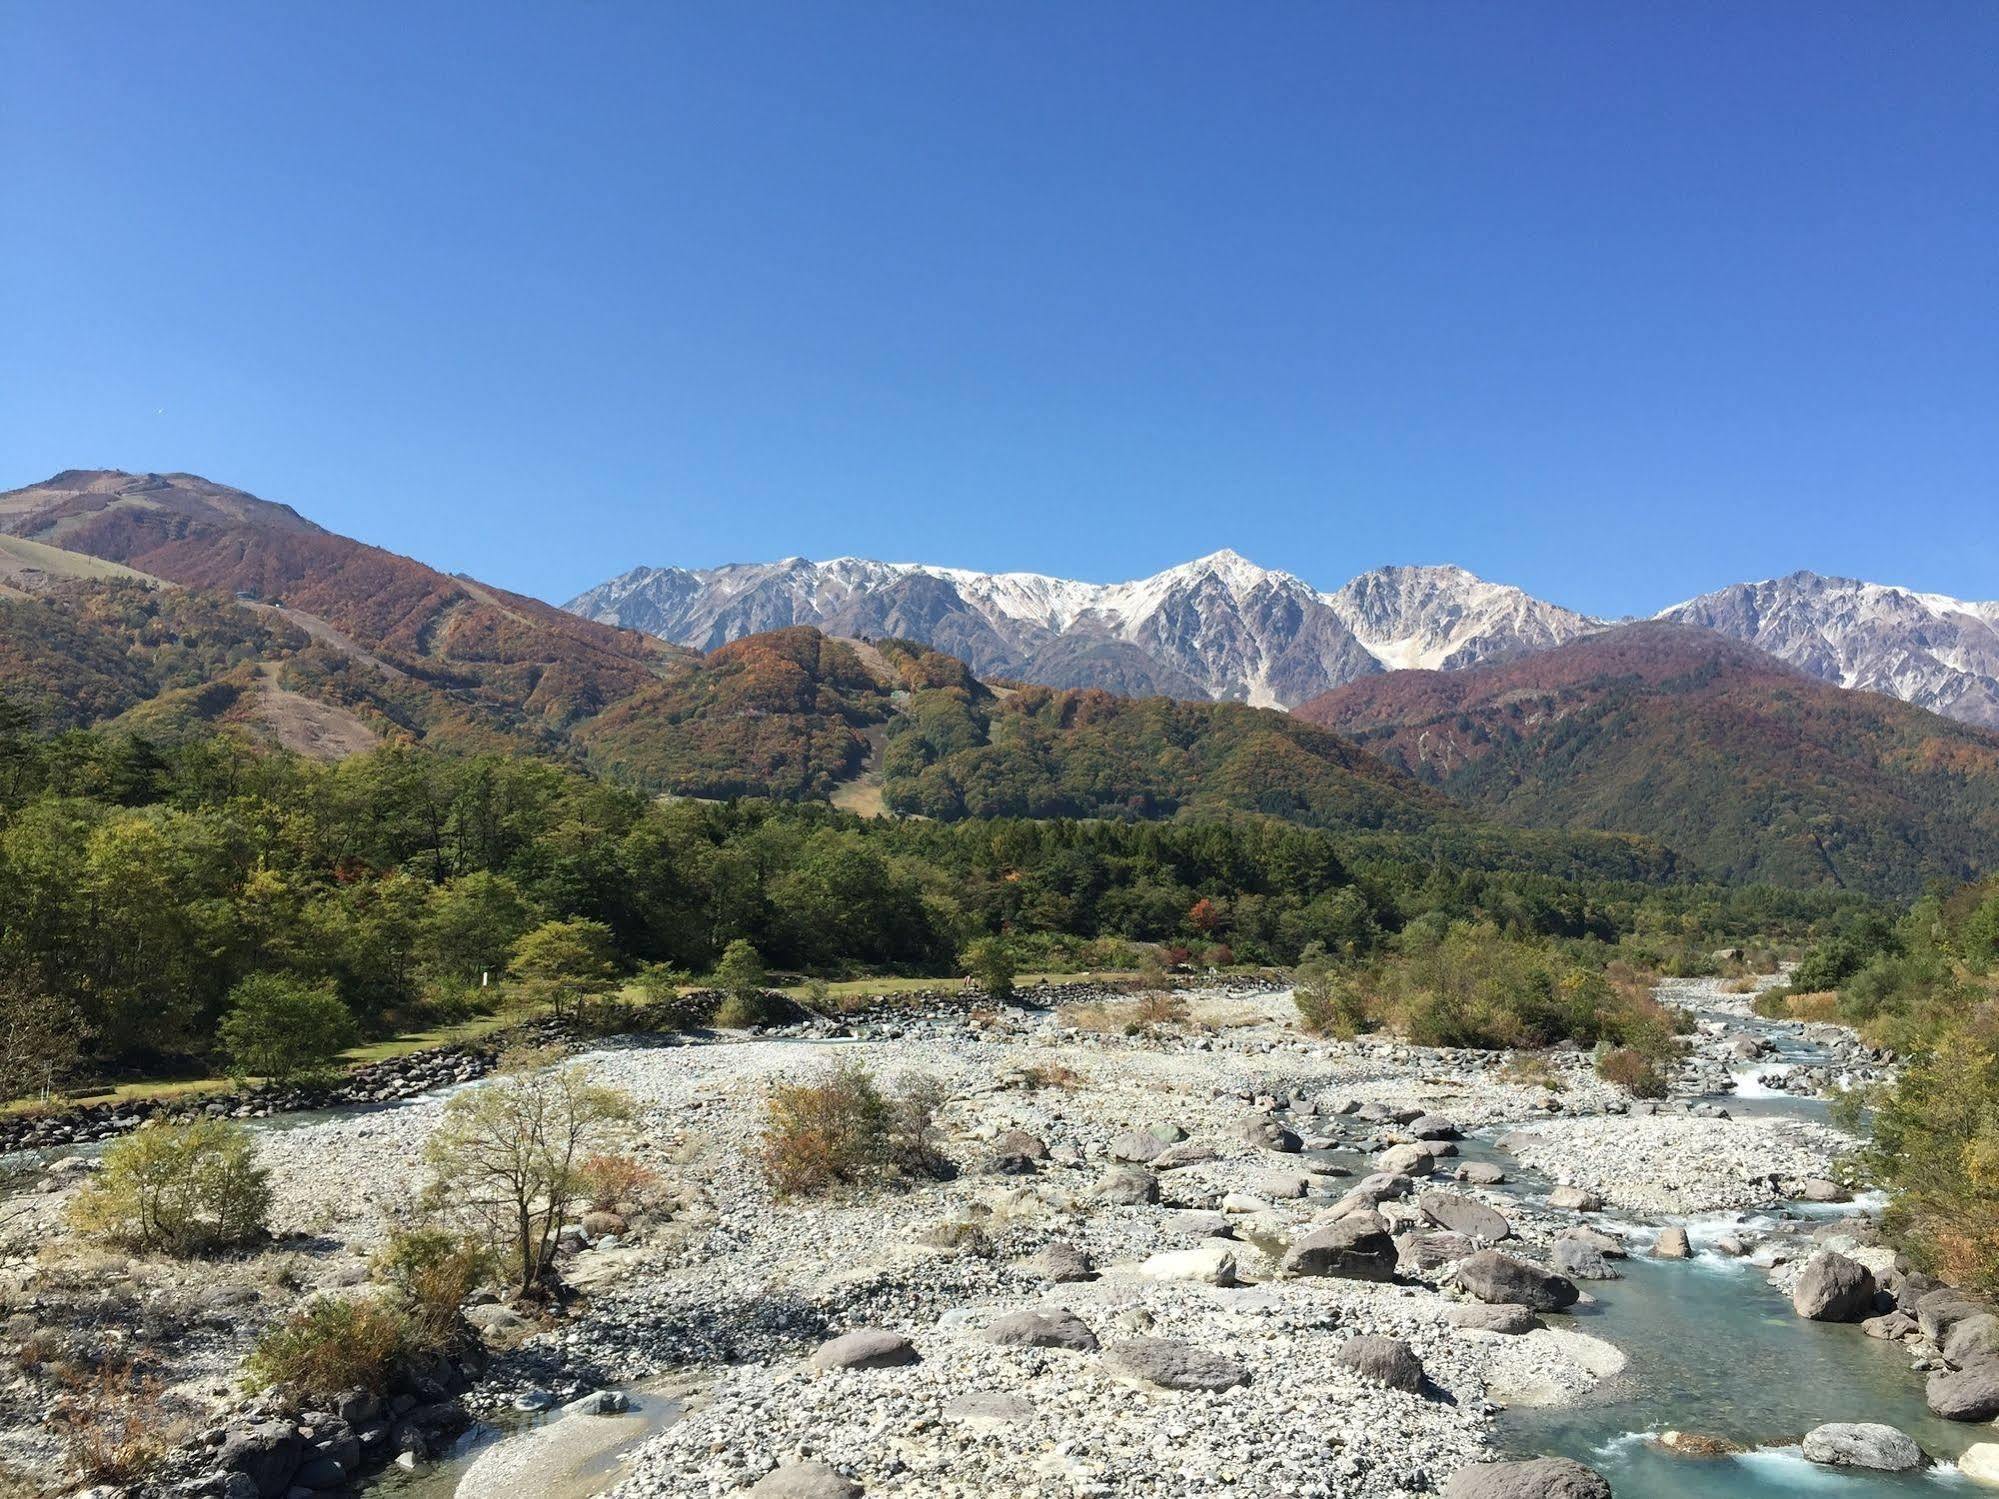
[
  {"left": 0, "top": 470, "right": 687, "bottom": 756},
  {"left": 571, "top": 623, "right": 1442, "bottom": 828},
  {"left": 565, "top": 551, "right": 1603, "bottom": 708},
  {"left": 1659, "top": 570, "right": 1999, "bottom": 729},
  {"left": 869, "top": 637, "right": 1442, "bottom": 830},
  {"left": 1295, "top": 621, "right": 1999, "bottom": 896}
]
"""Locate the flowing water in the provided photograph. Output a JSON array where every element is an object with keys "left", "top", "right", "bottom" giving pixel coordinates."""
[{"left": 1488, "top": 987, "right": 1974, "bottom": 1495}]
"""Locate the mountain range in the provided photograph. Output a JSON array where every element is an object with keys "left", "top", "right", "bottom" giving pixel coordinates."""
[
  {"left": 568, "top": 553, "right": 1999, "bottom": 728},
  {"left": 564, "top": 553, "right": 1602, "bottom": 708},
  {"left": 4, "top": 468, "right": 1997, "bottom": 897}
]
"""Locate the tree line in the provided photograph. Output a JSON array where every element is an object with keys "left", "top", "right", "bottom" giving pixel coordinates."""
[{"left": 0, "top": 704, "right": 1858, "bottom": 1087}]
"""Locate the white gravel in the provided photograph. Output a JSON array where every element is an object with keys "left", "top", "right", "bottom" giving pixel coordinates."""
[{"left": 4, "top": 981, "right": 1868, "bottom": 1498}]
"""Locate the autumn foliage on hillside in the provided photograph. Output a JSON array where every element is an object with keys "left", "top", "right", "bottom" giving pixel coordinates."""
[
  {"left": 1297, "top": 621, "right": 1999, "bottom": 895},
  {"left": 576, "top": 627, "right": 894, "bottom": 797}
]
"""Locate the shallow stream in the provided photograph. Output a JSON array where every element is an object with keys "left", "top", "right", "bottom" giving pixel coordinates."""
[{"left": 1487, "top": 986, "right": 1972, "bottom": 1495}]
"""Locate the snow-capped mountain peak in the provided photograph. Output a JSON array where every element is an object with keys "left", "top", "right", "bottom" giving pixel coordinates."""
[
  {"left": 1659, "top": 570, "right": 1999, "bottom": 727},
  {"left": 564, "top": 550, "right": 1601, "bottom": 708}
]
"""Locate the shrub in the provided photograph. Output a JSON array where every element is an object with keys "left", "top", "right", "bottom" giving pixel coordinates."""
[
  {"left": 373, "top": 1229, "right": 493, "bottom": 1349},
  {"left": 247, "top": 1296, "right": 412, "bottom": 1398},
  {"left": 634, "top": 963, "right": 714, "bottom": 1029},
  {"left": 758, "top": 1062, "right": 945, "bottom": 1198},
  {"left": 1597, "top": 1046, "right": 1667, "bottom": 1098},
  {"left": 577, "top": 1151, "right": 663, "bottom": 1212},
  {"left": 1132, "top": 990, "right": 1189, "bottom": 1030},
  {"left": 219, "top": 974, "right": 357, "bottom": 1085},
  {"left": 1292, "top": 949, "right": 1370, "bottom": 1038},
  {"left": 1500, "top": 1052, "right": 1564, "bottom": 1092},
  {"left": 69, "top": 1120, "right": 271, "bottom": 1255}
]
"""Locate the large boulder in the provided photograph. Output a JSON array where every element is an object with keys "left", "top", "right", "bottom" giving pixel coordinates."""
[
  {"left": 1104, "top": 1337, "right": 1248, "bottom": 1392},
  {"left": 1108, "top": 1129, "right": 1165, "bottom": 1164},
  {"left": 984, "top": 1308, "right": 1099, "bottom": 1352},
  {"left": 1282, "top": 1214, "right": 1398, "bottom": 1281},
  {"left": 1445, "top": 1302, "right": 1539, "bottom": 1335},
  {"left": 1025, "top": 1241, "right": 1096, "bottom": 1283},
  {"left": 1151, "top": 1139, "right": 1220, "bottom": 1171},
  {"left": 1092, "top": 1168, "right": 1160, "bottom": 1206},
  {"left": 1335, "top": 1334, "right": 1427, "bottom": 1394},
  {"left": 809, "top": 1330, "right": 919, "bottom": 1371},
  {"left": 216, "top": 1422, "right": 305, "bottom": 1498},
  {"left": 1453, "top": 1249, "right": 1579, "bottom": 1312},
  {"left": 1442, "top": 1457, "right": 1611, "bottom": 1499},
  {"left": 1418, "top": 1190, "right": 1510, "bottom": 1243},
  {"left": 1800, "top": 1422, "right": 1924, "bottom": 1472},
  {"left": 1916, "top": 1287, "right": 1987, "bottom": 1344},
  {"left": 1929, "top": 1359, "right": 1999, "bottom": 1422},
  {"left": 1959, "top": 1443, "right": 1999, "bottom": 1487},
  {"left": 1653, "top": 1227, "right": 1692, "bottom": 1259},
  {"left": 1551, "top": 1239, "right": 1619, "bottom": 1281},
  {"left": 1546, "top": 1186, "right": 1603, "bottom": 1212},
  {"left": 1327, "top": 1173, "right": 1413, "bottom": 1217},
  {"left": 1398, "top": 1230, "right": 1475, "bottom": 1273},
  {"left": 1238, "top": 1115, "right": 1303, "bottom": 1153},
  {"left": 1377, "top": 1142, "right": 1438, "bottom": 1176},
  {"left": 1408, "top": 1113, "right": 1462, "bottom": 1140},
  {"left": 1791, "top": 1251, "right": 1877, "bottom": 1322},
  {"left": 748, "top": 1461, "right": 864, "bottom": 1497},
  {"left": 1947, "top": 1312, "right": 1999, "bottom": 1366},
  {"left": 1138, "top": 1242, "right": 1239, "bottom": 1286}
]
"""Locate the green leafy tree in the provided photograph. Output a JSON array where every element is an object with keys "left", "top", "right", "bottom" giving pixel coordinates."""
[
  {"left": 220, "top": 973, "right": 358, "bottom": 1084},
  {"left": 713, "top": 938, "right": 766, "bottom": 997},
  {"left": 419, "top": 871, "right": 536, "bottom": 994},
  {"left": 962, "top": 937, "right": 1017, "bottom": 1002},
  {"left": 507, "top": 918, "right": 618, "bottom": 1020},
  {"left": 0, "top": 973, "right": 90, "bottom": 1102}
]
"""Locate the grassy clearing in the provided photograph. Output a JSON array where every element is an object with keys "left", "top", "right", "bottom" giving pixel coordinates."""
[{"left": 6, "top": 1007, "right": 529, "bottom": 1115}]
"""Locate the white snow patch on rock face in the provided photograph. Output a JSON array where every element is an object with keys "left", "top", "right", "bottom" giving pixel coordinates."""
[
  {"left": 565, "top": 552, "right": 1601, "bottom": 708},
  {"left": 1661, "top": 570, "right": 1999, "bottom": 728}
]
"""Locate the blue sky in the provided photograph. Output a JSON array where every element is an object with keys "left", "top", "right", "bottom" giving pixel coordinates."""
[{"left": 4, "top": 3, "right": 1994, "bottom": 617}]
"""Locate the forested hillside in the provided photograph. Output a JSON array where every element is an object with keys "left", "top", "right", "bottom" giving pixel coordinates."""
[
  {"left": 0, "top": 713, "right": 1838, "bottom": 1083},
  {"left": 1296, "top": 621, "right": 1999, "bottom": 896}
]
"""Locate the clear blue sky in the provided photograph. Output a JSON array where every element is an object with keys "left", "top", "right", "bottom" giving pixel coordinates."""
[{"left": 4, "top": 3, "right": 1994, "bottom": 616}]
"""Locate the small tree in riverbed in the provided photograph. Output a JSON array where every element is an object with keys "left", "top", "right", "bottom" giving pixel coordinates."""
[
  {"left": 711, "top": 939, "right": 770, "bottom": 1027},
  {"left": 422, "top": 1046, "right": 633, "bottom": 1298}
]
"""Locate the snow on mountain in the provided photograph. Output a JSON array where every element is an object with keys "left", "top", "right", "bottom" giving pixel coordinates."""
[
  {"left": 565, "top": 550, "right": 1603, "bottom": 709},
  {"left": 1659, "top": 571, "right": 1999, "bottom": 728},
  {"left": 1325, "top": 563, "right": 1601, "bottom": 673}
]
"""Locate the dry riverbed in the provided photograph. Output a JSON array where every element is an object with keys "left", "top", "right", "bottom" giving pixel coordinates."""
[{"left": 0, "top": 981, "right": 1866, "bottom": 1498}]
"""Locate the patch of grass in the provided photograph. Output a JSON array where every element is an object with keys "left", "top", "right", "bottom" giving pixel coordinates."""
[{"left": 46, "top": 1358, "right": 186, "bottom": 1486}]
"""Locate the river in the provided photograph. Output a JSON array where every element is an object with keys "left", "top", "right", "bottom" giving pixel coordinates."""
[{"left": 1492, "top": 981, "right": 1973, "bottom": 1495}]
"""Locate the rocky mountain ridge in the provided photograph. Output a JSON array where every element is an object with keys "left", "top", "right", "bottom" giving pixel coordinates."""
[
  {"left": 571, "top": 551, "right": 1999, "bottom": 727},
  {"left": 565, "top": 552, "right": 1604, "bottom": 708}
]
